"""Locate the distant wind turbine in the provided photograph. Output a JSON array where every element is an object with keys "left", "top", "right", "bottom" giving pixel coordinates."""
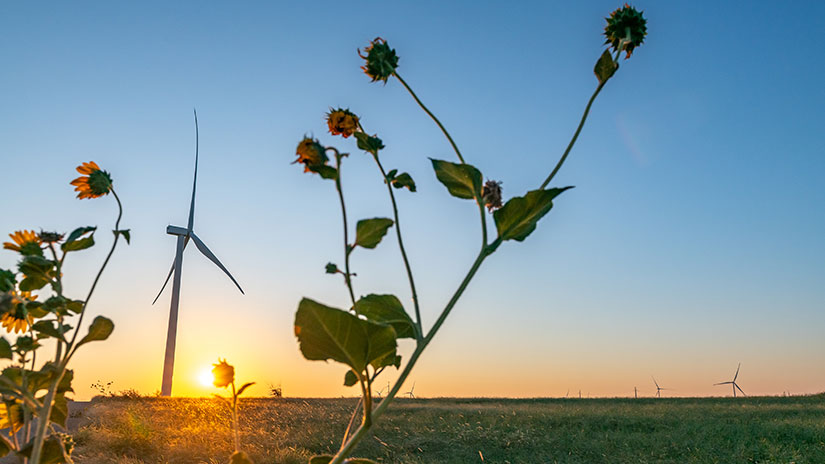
[
  {"left": 153, "top": 110, "right": 245, "bottom": 397},
  {"left": 652, "top": 377, "right": 671, "bottom": 398},
  {"left": 714, "top": 363, "right": 746, "bottom": 398},
  {"left": 405, "top": 382, "right": 416, "bottom": 399}
]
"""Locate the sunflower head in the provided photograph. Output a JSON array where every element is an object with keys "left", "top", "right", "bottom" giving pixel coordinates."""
[
  {"left": 359, "top": 38, "right": 399, "bottom": 83},
  {"left": 70, "top": 161, "right": 113, "bottom": 199},
  {"left": 3, "top": 230, "right": 42, "bottom": 257},
  {"left": 212, "top": 358, "right": 235, "bottom": 388},
  {"left": 326, "top": 108, "right": 361, "bottom": 138},
  {"left": 604, "top": 4, "right": 647, "bottom": 58},
  {"left": 37, "top": 230, "right": 65, "bottom": 245},
  {"left": 481, "top": 180, "right": 503, "bottom": 212},
  {"left": 293, "top": 137, "right": 329, "bottom": 174},
  {"left": 0, "top": 298, "right": 30, "bottom": 334}
]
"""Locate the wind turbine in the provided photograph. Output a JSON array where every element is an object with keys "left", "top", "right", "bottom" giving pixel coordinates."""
[
  {"left": 153, "top": 110, "right": 245, "bottom": 396},
  {"left": 714, "top": 363, "right": 746, "bottom": 397},
  {"left": 405, "top": 382, "right": 416, "bottom": 399},
  {"left": 652, "top": 377, "right": 670, "bottom": 398}
]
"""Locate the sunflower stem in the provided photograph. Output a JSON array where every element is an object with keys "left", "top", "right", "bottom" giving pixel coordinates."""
[{"left": 330, "top": 149, "right": 357, "bottom": 307}]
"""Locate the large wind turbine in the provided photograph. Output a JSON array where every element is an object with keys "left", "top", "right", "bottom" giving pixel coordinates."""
[
  {"left": 154, "top": 110, "right": 245, "bottom": 396},
  {"left": 714, "top": 363, "right": 746, "bottom": 398}
]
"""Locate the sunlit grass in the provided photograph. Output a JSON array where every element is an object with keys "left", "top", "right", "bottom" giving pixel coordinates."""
[{"left": 72, "top": 395, "right": 825, "bottom": 463}]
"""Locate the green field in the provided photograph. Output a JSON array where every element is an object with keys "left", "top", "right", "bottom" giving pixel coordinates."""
[{"left": 72, "top": 395, "right": 825, "bottom": 463}]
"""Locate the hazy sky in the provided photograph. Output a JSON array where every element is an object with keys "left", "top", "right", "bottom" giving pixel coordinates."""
[{"left": 1, "top": 1, "right": 823, "bottom": 400}]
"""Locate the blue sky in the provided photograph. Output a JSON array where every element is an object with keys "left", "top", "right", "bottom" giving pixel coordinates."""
[{"left": 1, "top": 1, "right": 823, "bottom": 398}]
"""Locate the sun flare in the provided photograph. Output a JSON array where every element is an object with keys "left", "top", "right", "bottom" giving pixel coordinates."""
[{"left": 198, "top": 368, "right": 214, "bottom": 388}]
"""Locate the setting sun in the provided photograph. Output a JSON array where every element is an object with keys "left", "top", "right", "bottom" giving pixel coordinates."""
[{"left": 198, "top": 368, "right": 214, "bottom": 388}]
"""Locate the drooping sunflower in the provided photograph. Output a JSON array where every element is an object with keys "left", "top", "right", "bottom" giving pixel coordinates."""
[
  {"left": 359, "top": 38, "right": 399, "bottom": 83},
  {"left": 3, "top": 230, "right": 42, "bottom": 256},
  {"left": 212, "top": 358, "right": 235, "bottom": 388},
  {"left": 293, "top": 137, "right": 329, "bottom": 173},
  {"left": 326, "top": 108, "right": 361, "bottom": 138},
  {"left": 70, "top": 161, "right": 113, "bottom": 199}
]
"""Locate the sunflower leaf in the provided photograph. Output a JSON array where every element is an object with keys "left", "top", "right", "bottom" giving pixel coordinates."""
[
  {"left": 354, "top": 218, "right": 394, "bottom": 249},
  {"left": 353, "top": 294, "right": 417, "bottom": 339},
  {"left": 493, "top": 187, "right": 573, "bottom": 242},
  {"left": 0, "top": 337, "right": 11, "bottom": 359},
  {"left": 114, "top": 229, "right": 131, "bottom": 245},
  {"left": 62, "top": 226, "right": 96, "bottom": 251},
  {"left": 344, "top": 370, "right": 359, "bottom": 387},
  {"left": 76, "top": 316, "right": 114, "bottom": 347},
  {"left": 391, "top": 172, "right": 417, "bottom": 192},
  {"left": 431, "top": 158, "right": 482, "bottom": 200},
  {"left": 595, "top": 49, "right": 618, "bottom": 84},
  {"left": 294, "top": 298, "right": 398, "bottom": 374}
]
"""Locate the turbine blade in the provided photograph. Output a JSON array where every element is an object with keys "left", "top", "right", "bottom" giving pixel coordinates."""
[
  {"left": 714, "top": 382, "right": 732, "bottom": 385},
  {"left": 152, "top": 259, "right": 176, "bottom": 305},
  {"left": 735, "top": 384, "right": 746, "bottom": 396},
  {"left": 734, "top": 363, "right": 740, "bottom": 382},
  {"left": 190, "top": 232, "right": 244, "bottom": 294},
  {"left": 188, "top": 109, "right": 199, "bottom": 232},
  {"left": 652, "top": 376, "right": 659, "bottom": 388}
]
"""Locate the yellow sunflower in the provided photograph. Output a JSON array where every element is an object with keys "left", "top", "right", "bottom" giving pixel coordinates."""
[
  {"left": 3, "top": 230, "right": 42, "bottom": 256},
  {"left": 0, "top": 290, "right": 36, "bottom": 334},
  {"left": 212, "top": 358, "right": 235, "bottom": 388},
  {"left": 70, "top": 161, "right": 113, "bottom": 199}
]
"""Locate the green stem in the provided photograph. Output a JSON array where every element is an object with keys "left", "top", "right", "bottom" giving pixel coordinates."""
[
  {"left": 33, "top": 188, "right": 123, "bottom": 464},
  {"left": 329, "top": 240, "right": 500, "bottom": 464},
  {"left": 232, "top": 381, "right": 240, "bottom": 452},
  {"left": 539, "top": 82, "right": 606, "bottom": 190},
  {"left": 393, "top": 72, "right": 466, "bottom": 165},
  {"left": 369, "top": 153, "right": 423, "bottom": 339},
  {"left": 66, "top": 189, "right": 123, "bottom": 352},
  {"left": 331, "top": 150, "right": 357, "bottom": 307}
]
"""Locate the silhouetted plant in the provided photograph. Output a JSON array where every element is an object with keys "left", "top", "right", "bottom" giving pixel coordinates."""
[
  {"left": 212, "top": 358, "right": 255, "bottom": 464},
  {"left": 292, "top": 5, "right": 648, "bottom": 463},
  {"left": 0, "top": 162, "right": 128, "bottom": 463}
]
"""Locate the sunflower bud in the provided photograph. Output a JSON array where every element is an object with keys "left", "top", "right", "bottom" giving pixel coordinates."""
[
  {"left": 212, "top": 358, "right": 235, "bottom": 388},
  {"left": 37, "top": 231, "right": 65, "bottom": 244},
  {"left": 359, "top": 38, "right": 399, "bottom": 83},
  {"left": 293, "top": 137, "right": 329, "bottom": 174},
  {"left": 481, "top": 180, "right": 503, "bottom": 212},
  {"left": 604, "top": 4, "right": 647, "bottom": 58},
  {"left": 326, "top": 108, "right": 361, "bottom": 138}
]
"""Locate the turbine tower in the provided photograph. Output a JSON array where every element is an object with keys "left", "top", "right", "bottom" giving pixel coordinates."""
[
  {"left": 652, "top": 377, "right": 670, "bottom": 398},
  {"left": 154, "top": 110, "right": 245, "bottom": 396},
  {"left": 714, "top": 363, "right": 746, "bottom": 397}
]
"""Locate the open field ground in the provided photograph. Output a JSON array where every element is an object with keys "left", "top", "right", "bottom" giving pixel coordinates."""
[{"left": 67, "top": 395, "right": 825, "bottom": 463}]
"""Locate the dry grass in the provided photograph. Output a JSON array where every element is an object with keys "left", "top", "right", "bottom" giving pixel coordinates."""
[{"left": 72, "top": 395, "right": 825, "bottom": 463}]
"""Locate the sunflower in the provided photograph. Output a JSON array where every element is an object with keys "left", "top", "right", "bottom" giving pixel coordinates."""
[
  {"left": 3, "top": 230, "right": 42, "bottom": 256},
  {"left": 212, "top": 358, "right": 235, "bottom": 388},
  {"left": 0, "top": 290, "right": 36, "bottom": 334},
  {"left": 70, "top": 161, "right": 113, "bottom": 199},
  {"left": 358, "top": 38, "right": 399, "bottom": 83},
  {"left": 604, "top": 4, "right": 647, "bottom": 58},
  {"left": 326, "top": 108, "right": 361, "bottom": 138},
  {"left": 293, "top": 137, "right": 329, "bottom": 173},
  {"left": 37, "top": 230, "right": 65, "bottom": 244},
  {"left": 481, "top": 180, "right": 503, "bottom": 212}
]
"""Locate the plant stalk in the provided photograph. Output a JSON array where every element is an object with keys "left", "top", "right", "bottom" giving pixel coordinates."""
[{"left": 331, "top": 151, "right": 357, "bottom": 307}]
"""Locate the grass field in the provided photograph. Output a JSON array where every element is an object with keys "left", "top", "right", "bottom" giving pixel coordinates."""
[{"left": 71, "top": 395, "right": 825, "bottom": 463}]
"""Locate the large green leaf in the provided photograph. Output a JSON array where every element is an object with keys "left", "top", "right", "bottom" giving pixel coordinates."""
[
  {"left": 430, "top": 158, "right": 482, "bottom": 200},
  {"left": 353, "top": 294, "right": 417, "bottom": 339},
  {"left": 493, "top": 187, "right": 573, "bottom": 242},
  {"left": 77, "top": 316, "right": 114, "bottom": 347},
  {"left": 294, "top": 298, "right": 397, "bottom": 373},
  {"left": 354, "top": 218, "right": 394, "bottom": 249},
  {"left": 594, "top": 49, "right": 618, "bottom": 84}
]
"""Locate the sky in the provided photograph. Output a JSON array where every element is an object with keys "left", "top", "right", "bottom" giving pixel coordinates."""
[{"left": 1, "top": 1, "right": 823, "bottom": 400}]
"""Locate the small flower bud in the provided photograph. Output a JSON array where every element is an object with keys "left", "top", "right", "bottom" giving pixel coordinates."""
[
  {"left": 37, "top": 231, "right": 65, "bottom": 244},
  {"left": 604, "top": 4, "right": 647, "bottom": 58},
  {"left": 326, "top": 108, "right": 361, "bottom": 138},
  {"left": 482, "top": 180, "right": 503, "bottom": 212},
  {"left": 293, "top": 137, "right": 330, "bottom": 174},
  {"left": 359, "top": 38, "right": 399, "bottom": 83},
  {"left": 212, "top": 358, "right": 235, "bottom": 388}
]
